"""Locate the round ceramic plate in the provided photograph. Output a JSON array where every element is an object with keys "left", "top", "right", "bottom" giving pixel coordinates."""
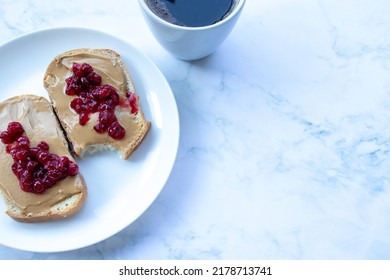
[{"left": 0, "top": 27, "right": 179, "bottom": 252}]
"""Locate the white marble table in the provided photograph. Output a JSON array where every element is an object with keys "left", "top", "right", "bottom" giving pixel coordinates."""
[{"left": 1, "top": 0, "right": 390, "bottom": 259}]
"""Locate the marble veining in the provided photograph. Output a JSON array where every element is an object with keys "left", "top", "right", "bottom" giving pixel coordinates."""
[{"left": 1, "top": 0, "right": 390, "bottom": 259}]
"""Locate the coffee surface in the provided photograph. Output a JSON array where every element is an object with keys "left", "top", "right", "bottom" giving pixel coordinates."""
[{"left": 146, "top": 0, "right": 234, "bottom": 27}]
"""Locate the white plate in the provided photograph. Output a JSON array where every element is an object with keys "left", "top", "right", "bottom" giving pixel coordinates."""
[{"left": 0, "top": 27, "right": 179, "bottom": 252}]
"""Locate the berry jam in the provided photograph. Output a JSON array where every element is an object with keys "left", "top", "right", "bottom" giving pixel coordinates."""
[
  {"left": 65, "top": 62, "right": 138, "bottom": 140},
  {"left": 0, "top": 122, "right": 79, "bottom": 194}
]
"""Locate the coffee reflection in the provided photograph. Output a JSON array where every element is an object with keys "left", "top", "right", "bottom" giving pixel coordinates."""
[{"left": 145, "top": 0, "right": 234, "bottom": 27}]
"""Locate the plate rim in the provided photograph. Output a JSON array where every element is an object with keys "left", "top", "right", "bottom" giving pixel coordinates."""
[{"left": 0, "top": 27, "right": 179, "bottom": 253}]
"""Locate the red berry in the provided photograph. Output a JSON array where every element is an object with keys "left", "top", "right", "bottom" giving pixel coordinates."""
[
  {"left": 70, "top": 97, "right": 83, "bottom": 111},
  {"left": 99, "top": 110, "right": 116, "bottom": 125},
  {"left": 79, "top": 112, "right": 90, "bottom": 125},
  {"left": 65, "top": 85, "right": 76, "bottom": 96},
  {"left": 17, "top": 136, "right": 30, "bottom": 149},
  {"left": 14, "top": 149, "right": 29, "bottom": 161},
  {"left": 65, "top": 76, "right": 73, "bottom": 85},
  {"left": 93, "top": 122, "right": 108, "bottom": 133},
  {"left": 37, "top": 141, "right": 49, "bottom": 151},
  {"left": 108, "top": 121, "right": 125, "bottom": 140},
  {"left": 67, "top": 162, "right": 78, "bottom": 176},
  {"left": 88, "top": 72, "right": 102, "bottom": 85},
  {"left": 81, "top": 63, "right": 93, "bottom": 75},
  {"left": 7, "top": 122, "right": 24, "bottom": 138},
  {"left": 0, "top": 131, "right": 13, "bottom": 144},
  {"left": 72, "top": 62, "right": 84, "bottom": 77},
  {"left": 32, "top": 179, "right": 45, "bottom": 194},
  {"left": 37, "top": 150, "right": 50, "bottom": 163},
  {"left": 60, "top": 156, "right": 70, "bottom": 166}
]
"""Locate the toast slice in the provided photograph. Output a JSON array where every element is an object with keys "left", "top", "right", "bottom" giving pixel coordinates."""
[
  {"left": 43, "top": 48, "right": 151, "bottom": 159},
  {"left": 0, "top": 95, "right": 87, "bottom": 223}
]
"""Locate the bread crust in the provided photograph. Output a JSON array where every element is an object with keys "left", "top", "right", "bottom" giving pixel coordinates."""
[
  {"left": 1, "top": 178, "right": 87, "bottom": 223},
  {"left": 0, "top": 95, "right": 87, "bottom": 223},
  {"left": 43, "top": 48, "right": 151, "bottom": 160}
]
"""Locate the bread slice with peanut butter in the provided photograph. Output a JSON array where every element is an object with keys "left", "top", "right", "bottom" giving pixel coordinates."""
[
  {"left": 43, "top": 48, "right": 151, "bottom": 160},
  {"left": 0, "top": 95, "right": 87, "bottom": 223}
]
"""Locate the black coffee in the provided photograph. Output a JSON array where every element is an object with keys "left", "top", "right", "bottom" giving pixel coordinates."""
[{"left": 146, "top": 0, "right": 234, "bottom": 27}]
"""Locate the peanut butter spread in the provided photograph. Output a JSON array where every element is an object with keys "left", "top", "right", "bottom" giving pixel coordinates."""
[
  {"left": 44, "top": 49, "right": 144, "bottom": 157},
  {"left": 0, "top": 96, "right": 85, "bottom": 215}
]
